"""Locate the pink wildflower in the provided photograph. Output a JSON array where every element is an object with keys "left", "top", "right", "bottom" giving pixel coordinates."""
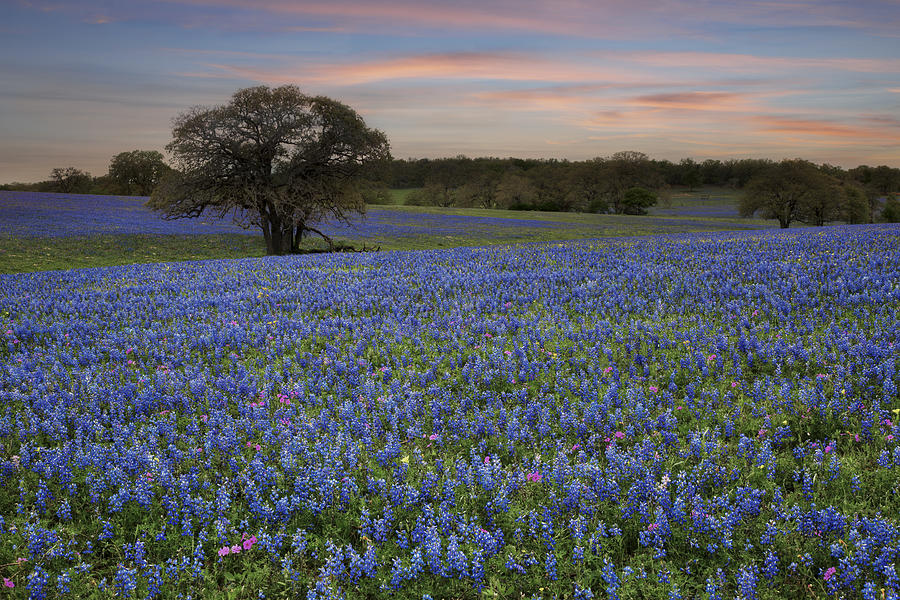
[
  {"left": 614, "top": 431, "right": 625, "bottom": 439},
  {"left": 484, "top": 456, "right": 491, "bottom": 465},
  {"left": 824, "top": 445, "right": 834, "bottom": 454},
  {"left": 231, "top": 544, "right": 241, "bottom": 554},
  {"left": 647, "top": 523, "right": 658, "bottom": 532},
  {"left": 823, "top": 567, "right": 836, "bottom": 581},
  {"left": 217, "top": 546, "right": 230, "bottom": 557},
  {"left": 243, "top": 536, "right": 257, "bottom": 551},
  {"left": 3, "top": 578, "right": 13, "bottom": 588},
  {"left": 731, "top": 382, "right": 738, "bottom": 388},
  {"left": 887, "top": 435, "right": 895, "bottom": 441},
  {"left": 649, "top": 386, "right": 659, "bottom": 393},
  {"left": 527, "top": 471, "right": 542, "bottom": 483}
]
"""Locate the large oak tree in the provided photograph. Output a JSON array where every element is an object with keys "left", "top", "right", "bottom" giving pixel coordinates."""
[{"left": 149, "top": 85, "right": 390, "bottom": 255}]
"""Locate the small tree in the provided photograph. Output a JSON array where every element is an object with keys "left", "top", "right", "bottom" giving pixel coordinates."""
[
  {"left": 50, "top": 167, "right": 92, "bottom": 193},
  {"left": 109, "top": 150, "right": 169, "bottom": 196},
  {"left": 149, "top": 85, "right": 390, "bottom": 255},
  {"left": 621, "top": 187, "right": 657, "bottom": 215},
  {"left": 740, "top": 159, "right": 834, "bottom": 228}
]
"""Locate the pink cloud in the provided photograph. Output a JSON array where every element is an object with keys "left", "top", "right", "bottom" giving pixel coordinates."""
[
  {"left": 753, "top": 116, "right": 900, "bottom": 141},
  {"left": 628, "top": 91, "right": 750, "bottom": 111},
  {"left": 621, "top": 51, "right": 900, "bottom": 74},
  {"left": 174, "top": 0, "right": 900, "bottom": 37},
  {"left": 197, "top": 51, "right": 644, "bottom": 86}
]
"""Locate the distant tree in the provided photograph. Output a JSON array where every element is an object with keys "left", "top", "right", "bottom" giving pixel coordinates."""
[
  {"left": 700, "top": 159, "right": 728, "bottom": 186},
  {"left": 50, "top": 167, "right": 92, "bottom": 193},
  {"left": 621, "top": 187, "right": 658, "bottom": 215},
  {"left": 529, "top": 161, "right": 571, "bottom": 211},
  {"left": 109, "top": 150, "right": 170, "bottom": 196},
  {"left": 740, "top": 159, "right": 834, "bottom": 228},
  {"left": 849, "top": 164, "right": 900, "bottom": 223},
  {"left": 455, "top": 173, "right": 499, "bottom": 209},
  {"left": 600, "top": 151, "right": 662, "bottom": 214},
  {"left": 679, "top": 158, "right": 702, "bottom": 191},
  {"left": 149, "top": 85, "right": 390, "bottom": 255},
  {"left": 839, "top": 181, "right": 871, "bottom": 224},
  {"left": 799, "top": 176, "right": 843, "bottom": 227},
  {"left": 881, "top": 197, "right": 900, "bottom": 222},
  {"left": 565, "top": 160, "right": 608, "bottom": 213},
  {"left": 494, "top": 171, "right": 537, "bottom": 209},
  {"left": 725, "top": 158, "right": 772, "bottom": 188}
]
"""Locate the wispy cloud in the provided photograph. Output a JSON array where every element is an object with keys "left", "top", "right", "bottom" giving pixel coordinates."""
[
  {"left": 753, "top": 115, "right": 900, "bottom": 141},
  {"left": 22, "top": 0, "right": 900, "bottom": 36},
  {"left": 627, "top": 91, "right": 751, "bottom": 111},
  {"left": 620, "top": 51, "right": 900, "bottom": 74},
  {"left": 193, "top": 51, "right": 646, "bottom": 86}
]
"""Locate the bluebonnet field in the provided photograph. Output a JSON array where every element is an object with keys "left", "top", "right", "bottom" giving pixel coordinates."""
[
  {"left": 0, "top": 191, "right": 761, "bottom": 241},
  {"left": 0, "top": 192, "right": 574, "bottom": 240},
  {"left": 1, "top": 224, "right": 899, "bottom": 599}
]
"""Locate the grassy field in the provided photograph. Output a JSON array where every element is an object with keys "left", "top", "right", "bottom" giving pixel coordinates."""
[{"left": 1, "top": 189, "right": 777, "bottom": 274}]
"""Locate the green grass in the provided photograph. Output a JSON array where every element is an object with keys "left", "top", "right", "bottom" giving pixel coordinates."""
[
  {"left": 387, "top": 188, "right": 421, "bottom": 205},
  {"left": 0, "top": 198, "right": 778, "bottom": 274},
  {"left": 0, "top": 234, "right": 267, "bottom": 274}
]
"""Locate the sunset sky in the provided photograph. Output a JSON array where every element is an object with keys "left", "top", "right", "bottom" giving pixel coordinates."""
[{"left": 1, "top": 0, "right": 898, "bottom": 182}]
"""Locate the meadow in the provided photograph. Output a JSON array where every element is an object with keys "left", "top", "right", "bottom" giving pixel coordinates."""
[
  {"left": 0, "top": 191, "right": 773, "bottom": 274},
  {"left": 1, "top": 220, "right": 899, "bottom": 599}
]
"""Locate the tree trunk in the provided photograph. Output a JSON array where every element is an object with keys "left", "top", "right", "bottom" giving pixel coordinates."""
[
  {"left": 267, "top": 212, "right": 284, "bottom": 255},
  {"left": 290, "top": 224, "right": 304, "bottom": 253},
  {"left": 261, "top": 221, "right": 274, "bottom": 255},
  {"left": 278, "top": 225, "right": 293, "bottom": 255}
]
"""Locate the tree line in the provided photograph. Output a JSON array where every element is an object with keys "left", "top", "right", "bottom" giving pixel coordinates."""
[
  {"left": 5, "top": 151, "right": 899, "bottom": 228},
  {"left": 1, "top": 150, "right": 171, "bottom": 197},
  {"left": 368, "top": 154, "right": 900, "bottom": 225}
]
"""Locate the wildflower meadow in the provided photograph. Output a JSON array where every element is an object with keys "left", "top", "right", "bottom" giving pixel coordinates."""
[{"left": 1, "top": 225, "right": 899, "bottom": 599}]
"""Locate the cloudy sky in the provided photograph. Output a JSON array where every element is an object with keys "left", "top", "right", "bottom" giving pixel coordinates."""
[{"left": 1, "top": 0, "right": 898, "bottom": 182}]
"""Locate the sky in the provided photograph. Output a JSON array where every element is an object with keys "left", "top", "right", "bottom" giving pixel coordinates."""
[{"left": 1, "top": 1, "right": 899, "bottom": 183}]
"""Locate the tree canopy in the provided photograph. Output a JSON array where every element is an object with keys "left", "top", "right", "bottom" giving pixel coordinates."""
[
  {"left": 739, "top": 159, "right": 843, "bottom": 228},
  {"left": 109, "top": 150, "right": 169, "bottom": 196},
  {"left": 149, "top": 85, "right": 390, "bottom": 255},
  {"left": 50, "top": 167, "right": 92, "bottom": 193}
]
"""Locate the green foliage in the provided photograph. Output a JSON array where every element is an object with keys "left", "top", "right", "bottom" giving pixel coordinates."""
[
  {"left": 740, "top": 160, "right": 841, "bottom": 228},
  {"left": 50, "top": 167, "right": 92, "bottom": 193},
  {"left": 109, "top": 150, "right": 170, "bottom": 196},
  {"left": 149, "top": 85, "right": 391, "bottom": 255},
  {"left": 880, "top": 197, "right": 900, "bottom": 222},
  {"left": 621, "top": 187, "right": 658, "bottom": 215}
]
